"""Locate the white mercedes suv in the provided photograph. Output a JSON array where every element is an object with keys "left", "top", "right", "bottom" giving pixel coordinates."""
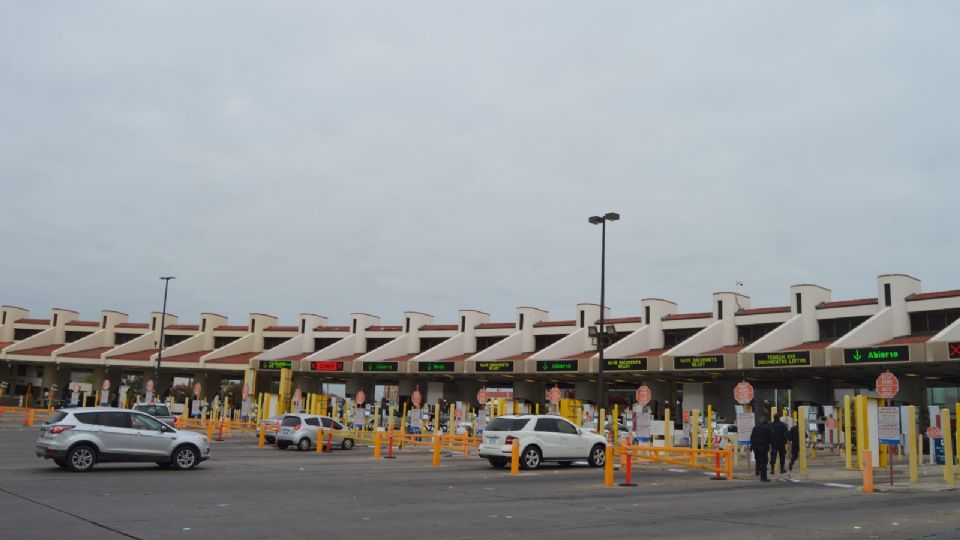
[{"left": 478, "top": 414, "right": 607, "bottom": 470}]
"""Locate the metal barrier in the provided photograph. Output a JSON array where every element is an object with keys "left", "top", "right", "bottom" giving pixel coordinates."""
[{"left": 615, "top": 444, "right": 734, "bottom": 480}]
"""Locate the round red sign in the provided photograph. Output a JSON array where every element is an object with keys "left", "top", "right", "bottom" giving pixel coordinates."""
[
  {"left": 635, "top": 385, "right": 651, "bottom": 406},
  {"left": 876, "top": 371, "right": 899, "bottom": 399},
  {"left": 927, "top": 426, "right": 941, "bottom": 439},
  {"left": 734, "top": 381, "right": 754, "bottom": 405},
  {"left": 412, "top": 386, "right": 423, "bottom": 408},
  {"left": 476, "top": 387, "right": 487, "bottom": 404},
  {"left": 547, "top": 385, "right": 561, "bottom": 405},
  {"left": 355, "top": 389, "right": 366, "bottom": 406}
]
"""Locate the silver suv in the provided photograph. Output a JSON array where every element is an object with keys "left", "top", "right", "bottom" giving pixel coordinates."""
[
  {"left": 276, "top": 413, "right": 355, "bottom": 451},
  {"left": 36, "top": 407, "right": 211, "bottom": 472}
]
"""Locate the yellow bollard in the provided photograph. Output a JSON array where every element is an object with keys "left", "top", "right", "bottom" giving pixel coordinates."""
[
  {"left": 862, "top": 449, "right": 874, "bottom": 493},
  {"left": 258, "top": 422, "right": 265, "bottom": 448},
  {"left": 604, "top": 444, "right": 614, "bottom": 487},
  {"left": 433, "top": 403, "right": 441, "bottom": 434},
  {"left": 432, "top": 434, "right": 441, "bottom": 467},
  {"left": 373, "top": 431, "right": 381, "bottom": 459},
  {"left": 374, "top": 403, "right": 380, "bottom": 431},
  {"left": 598, "top": 408, "right": 605, "bottom": 438},
  {"left": 707, "top": 404, "right": 714, "bottom": 449},
  {"left": 448, "top": 403, "right": 455, "bottom": 434},
  {"left": 317, "top": 428, "right": 324, "bottom": 455},
  {"left": 956, "top": 403, "right": 960, "bottom": 478},
  {"left": 206, "top": 419, "right": 215, "bottom": 440},
  {"left": 28, "top": 409, "right": 35, "bottom": 427},
  {"left": 908, "top": 405, "right": 918, "bottom": 483},
  {"left": 400, "top": 402, "right": 408, "bottom": 437},
  {"left": 510, "top": 438, "right": 519, "bottom": 475},
  {"left": 389, "top": 405, "right": 396, "bottom": 433},
  {"left": 798, "top": 405, "right": 808, "bottom": 476},
  {"left": 844, "top": 395, "right": 853, "bottom": 469},
  {"left": 942, "top": 408, "right": 955, "bottom": 484},
  {"left": 612, "top": 404, "right": 619, "bottom": 445},
  {"left": 535, "top": 403, "right": 539, "bottom": 415},
  {"left": 664, "top": 408, "right": 672, "bottom": 447},
  {"left": 855, "top": 395, "right": 867, "bottom": 469},
  {"left": 691, "top": 409, "right": 700, "bottom": 450}
]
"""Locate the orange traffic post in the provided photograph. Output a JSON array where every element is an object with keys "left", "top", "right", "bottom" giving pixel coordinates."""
[
  {"left": 604, "top": 445, "right": 614, "bottom": 487},
  {"left": 373, "top": 431, "right": 381, "bottom": 459},
  {"left": 386, "top": 434, "right": 395, "bottom": 459},
  {"left": 216, "top": 421, "right": 225, "bottom": 441},
  {"left": 207, "top": 419, "right": 215, "bottom": 440},
  {"left": 862, "top": 450, "right": 874, "bottom": 493},
  {"left": 510, "top": 438, "right": 519, "bottom": 476},
  {"left": 258, "top": 423, "right": 266, "bottom": 448},
  {"left": 619, "top": 446, "right": 637, "bottom": 487},
  {"left": 432, "top": 434, "right": 441, "bottom": 467},
  {"left": 326, "top": 429, "right": 333, "bottom": 453},
  {"left": 316, "top": 429, "right": 324, "bottom": 454},
  {"left": 726, "top": 448, "right": 734, "bottom": 480}
]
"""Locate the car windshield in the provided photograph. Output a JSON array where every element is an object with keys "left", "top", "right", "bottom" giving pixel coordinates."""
[{"left": 486, "top": 417, "right": 530, "bottom": 432}]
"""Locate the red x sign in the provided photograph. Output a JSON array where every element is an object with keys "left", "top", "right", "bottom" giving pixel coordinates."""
[{"left": 949, "top": 342, "right": 960, "bottom": 360}]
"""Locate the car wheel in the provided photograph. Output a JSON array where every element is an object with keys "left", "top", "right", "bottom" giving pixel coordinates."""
[
  {"left": 53, "top": 459, "right": 69, "bottom": 470},
  {"left": 520, "top": 446, "right": 542, "bottom": 470},
  {"left": 297, "top": 438, "right": 311, "bottom": 452},
  {"left": 487, "top": 457, "right": 508, "bottom": 468},
  {"left": 171, "top": 445, "right": 199, "bottom": 470},
  {"left": 341, "top": 438, "right": 354, "bottom": 450},
  {"left": 588, "top": 444, "right": 606, "bottom": 468},
  {"left": 558, "top": 461, "right": 573, "bottom": 467},
  {"left": 66, "top": 445, "right": 96, "bottom": 472},
  {"left": 277, "top": 442, "right": 290, "bottom": 450}
]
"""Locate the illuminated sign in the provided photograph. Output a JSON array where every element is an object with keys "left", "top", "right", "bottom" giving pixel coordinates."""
[
  {"left": 362, "top": 362, "right": 398, "bottom": 372},
  {"left": 310, "top": 361, "right": 344, "bottom": 372},
  {"left": 674, "top": 356, "right": 723, "bottom": 370},
  {"left": 536, "top": 360, "right": 578, "bottom": 372},
  {"left": 476, "top": 361, "right": 514, "bottom": 373},
  {"left": 949, "top": 342, "right": 960, "bottom": 360},
  {"left": 603, "top": 358, "right": 648, "bottom": 371},
  {"left": 258, "top": 360, "right": 292, "bottom": 370},
  {"left": 754, "top": 352, "right": 811, "bottom": 368},
  {"left": 843, "top": 346, "right": 909, "bottom": 365},
  {"left": 418, "top": 361, "right": 455, "bottom": 373}
]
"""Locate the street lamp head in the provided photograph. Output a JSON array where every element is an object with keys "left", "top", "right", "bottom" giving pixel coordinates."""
[
  {"left": 159, "top": 276, "right": 176, "bottom": 281},
  {"left": 588, "top": 216, "right": 603, "bottom": 225},
  {"left": 603, "top": 212, "right": 620, "bottom": 221}
]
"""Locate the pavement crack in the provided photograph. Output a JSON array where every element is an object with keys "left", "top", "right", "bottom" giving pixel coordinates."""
[{"left": 0, "top": 486, "right": 144, "bottom": 540}]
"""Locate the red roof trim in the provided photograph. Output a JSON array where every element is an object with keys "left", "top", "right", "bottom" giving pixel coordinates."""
[
  {"left": 160, "top": 351, "right": 207, "bottom": 363},
  {"left": 562, "top": 351, "right": 596, "bottom": 360},
  {"left": 817, "top": 298, "right": 878, "bottom": 309},
  {"left": 214, "top": 325, "right": 248, "bottom": 332},
  {"left": 66, "top": 320, "right": 100, "bottom": 327},
  {"left": 379, "top": 353, "right": 418, "bottom": 362},
  {"left": 475, "top": 322, "right": 515, "bottom": 330},
  {"left": 420, "top": 324, "right": 458, "bottom": 331},
  {"left": 166, "top": 324, "right": 199, "bottom": 331},
  {"left": 7, "top": 344, "right": 62, "bottom": 356},
  {"left": 108, "top": 349, "right": 158, "bottom": 361},
  {"left": 877, "top": 334, "right": 934, "bottom": 345},
  {"left": 264, "top": 325, "right": 298, "bottom": 332},
  {"left": 779, "top": 340, "right": 835, "bottom": 352},
  {"left": 115, "top": 322, "right": 149, "bottom": 329},
  {"left": 534, "top": 320, "right": 575, "bottom": 328},
  {"left": 315, "top": 325, "right": 350, "bottom": 332},
  {"left": 701, "top": 345, "right": 745, "bottom": 355},
  {"left": 206, "top": 352, "right": 259, "bottom": 365},
  {"left": 908, "top": 290, "right": 960, "bottom": 301},
  {"left": 663, "top": 312, "right": 712, "bottom": 321},
  {"left": 367, "top": 325, "right": 402, "bottom": 332},
  {"left": 502, "top": 352, "right": 536, "bottom": 361},
  {"left": 61, "top": 347, "right": 113, "bottom": 359},
  {"left": 736, "top": 306, "right": 791, "bottom": 316},
  {"left": 14, "top": 318, "right": 50, "bottom": 325},
  {"left": 595, "top": 316, "right": 643, "bottom": 324}
]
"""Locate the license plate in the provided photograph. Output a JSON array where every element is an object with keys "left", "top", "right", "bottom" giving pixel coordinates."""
[{"left": 281, "top": 428, "right": 292, "bottom": 433}]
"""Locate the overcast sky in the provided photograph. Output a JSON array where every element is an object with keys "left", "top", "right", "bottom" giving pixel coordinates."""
[{"left": 1, "top": 2, "right": 957, "bottom": 327}]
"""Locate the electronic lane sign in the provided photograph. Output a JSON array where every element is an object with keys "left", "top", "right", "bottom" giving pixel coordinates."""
[
  {"left": 310, "top": 361, "right": 344, "bottom": 372},
  {"left": 258, "top": 360, "right": 292, "bottom": 370},
  {"left": 754, "top": 351, "right": 811, "bottom": 368},
  {"left": 603, "top": 358, "right": 648, "bottom": 371},
  {"left": 843, "top": 346, "right": 910, "bottom": 365},
  {"left": 362, "top": 361, "right": 399, "bottom": 372},
  {"left": 949, "top": 342, "right": 960, "bottom": 360},
  {"left": 475, "top": 361, "right": 514, "bottom": 373},
  {"left": 536, "top": 360, "right": 578, "bottom": 372},
  {"left": 674, "top": 355, "right": 723, "bottom": 370},
  {"left": 417, "top": 361, "right": 455, "bottom": 373}
]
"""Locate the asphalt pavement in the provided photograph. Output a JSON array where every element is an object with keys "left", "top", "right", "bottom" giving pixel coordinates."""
[{"left": 1, "top": 422, "right": 959, "bottom": 540}]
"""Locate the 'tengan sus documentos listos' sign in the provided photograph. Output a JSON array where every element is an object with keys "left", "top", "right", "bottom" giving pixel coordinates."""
[{"left": 754, "top": 351, "right": 811, "bottom": 368}]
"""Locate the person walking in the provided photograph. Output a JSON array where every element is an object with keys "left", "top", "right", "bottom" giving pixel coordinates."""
[
  {"left": 788, "top": 421, "right": 800, "bottom": 472},
  {"left": 770, "top": 414, "right": 789, "bottom": 475},
  {"left": 750, "top": 415, "right": 773, "bottom": 482}
]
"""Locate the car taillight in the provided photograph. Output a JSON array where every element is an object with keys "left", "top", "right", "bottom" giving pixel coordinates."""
[
  {"left": 50, "top": 425, "right": 73, "bottom": 435},
  {"left": 294, "top": 424, "right": 302, "bottom": 430},
  {"left": 504, "top": 435, "right": 517, "bottom": 444}
]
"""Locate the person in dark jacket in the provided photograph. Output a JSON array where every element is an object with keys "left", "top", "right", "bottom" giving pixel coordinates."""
[
  {"left": 788, "top": 422, "right": 800, "bottom": 471},
  {"left": 750, "top": 416, "right": 773, "bottom": 482},
  {"left": 769, "top": 414, "right": 789, "bottom": 474}
]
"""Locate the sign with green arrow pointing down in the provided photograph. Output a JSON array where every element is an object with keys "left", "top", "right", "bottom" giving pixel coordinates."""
[{"left": 843, "top": 345, "right": 910, "bottom": 365}]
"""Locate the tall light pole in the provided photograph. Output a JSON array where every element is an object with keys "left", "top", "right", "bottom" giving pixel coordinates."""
[
  {"left": 155, "top": 276, "right": 175, "bottom": 400},
  {"left": 588, "top": 212, "right": 619, "bottom": 411}
]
